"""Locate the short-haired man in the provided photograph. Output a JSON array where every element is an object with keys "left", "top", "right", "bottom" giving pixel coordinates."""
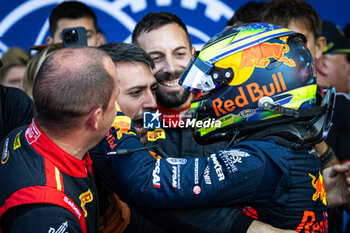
[
  {"left": 132, "top": 12, "right": 194, "bottom": 111},
  {"left": 226, "top": 1, "right": 270, "bottom": 27},
  {"left": 99, "top": 42, "right": 158, "bottom": 144},
  {"left": 262, "top": 0, "right": 339, "bottom": 164},
  {"left": 261, "top": 1, "right": 348, "bottom": 231},
  {"left": 0, "top": 46, "right": 118, "bottom": 232},
  {"left": 46, "top": 1, "right": 101, "bottom": 46},
  {"left": 317, "top": 21, "right": 350, "bottom": 162},
  {"left": 315, "top": 22, "right": 350, "bottom": 232},
  {"left": 262, "top": 0, "right": 326, "bottom": 65},
  {"left": 92, "top": 42, "right": 165, "bottom": 233},
  {"left": 132, "top": 11, "right": 226, "bottom": 158}
]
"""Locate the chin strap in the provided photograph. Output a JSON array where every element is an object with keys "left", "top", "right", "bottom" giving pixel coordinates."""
[
  {"left": 258, "top": 96, "right": 326, "bottom": 119},
  {"left": 244, "top": 86, "right": 336, "bottom": 149},
  {"left": 196, "top": 86, "right": 336, "bottom": 148}
]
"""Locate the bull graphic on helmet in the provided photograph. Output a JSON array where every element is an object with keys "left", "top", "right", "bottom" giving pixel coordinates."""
[{"left": 179, "top": 23, "right": 335, "bottom": 146}]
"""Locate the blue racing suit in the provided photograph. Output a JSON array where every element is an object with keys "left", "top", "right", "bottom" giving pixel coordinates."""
[{"left": 92, "top": 112, "right": 328, "bottom": 232}]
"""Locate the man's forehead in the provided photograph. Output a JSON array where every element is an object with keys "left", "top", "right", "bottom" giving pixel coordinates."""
[
  {"left": 287, "top": 20, "right": 313, "bottom": 38},
  {"left": 137, "top": 24, "right": 190, "bottom": 51},
  {"left": 117, "top": 62, "right": 155, "bottom": 84},
  {"left": 56, "top": 17, "right": 96, "bottom": 34}
]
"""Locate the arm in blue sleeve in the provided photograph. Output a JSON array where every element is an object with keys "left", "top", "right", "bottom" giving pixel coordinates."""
[{"left": 93, "top": 112, "right": 273, "bottom": 208}]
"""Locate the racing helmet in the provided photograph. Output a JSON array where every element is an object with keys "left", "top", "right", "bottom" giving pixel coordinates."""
[{"left": 179, "top": 23, "right": 334, "bottom": 145}]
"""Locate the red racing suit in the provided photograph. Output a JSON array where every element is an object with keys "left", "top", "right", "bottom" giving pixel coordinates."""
[{"left": 0, "top": 120, "right": 98, "bottom": 233}]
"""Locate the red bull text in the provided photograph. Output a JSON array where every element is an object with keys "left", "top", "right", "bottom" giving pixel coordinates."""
[
  {"left": 295, "top": 211, "right": 328, "bottom": 233},
  {"left": 212, "top": 71, "right": 287, "bottom": 117}
]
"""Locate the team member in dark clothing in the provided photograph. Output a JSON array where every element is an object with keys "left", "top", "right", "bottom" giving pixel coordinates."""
[
  {"left": 94, "top": 42, "right": 166, "bottom": 233},
  {"left": 0, "top": 47, "right": 119, "bottom": 232},
  {"left": 261, "top": 0, "right": 339, "bottom": 170},
  {"left": 316, "top": 21, "right": 350, "bottom": 163},
  {"left": 94, "top": 23, "right": 347, "bottom": 232},
  {"left": 0, "top": 85, "right": 33, "bottom": 142},
  {"left": 326, "top": 93, "right": 350, "bottom": 163},
  {"left": 314, "top": 20, "right": 350, "bottom": 233}
]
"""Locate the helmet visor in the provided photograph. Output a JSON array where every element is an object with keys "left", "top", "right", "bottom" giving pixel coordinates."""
[{"left": 179, "top": 55, "right": 215, "bottom": 93}]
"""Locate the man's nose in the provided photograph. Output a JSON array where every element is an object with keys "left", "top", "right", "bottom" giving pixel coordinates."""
[
  {"left": 163, "top": 56, "right": 176, "bottom": 73},
  {"left": 143, "top": 88, "right": 157, "bottom": 111}
]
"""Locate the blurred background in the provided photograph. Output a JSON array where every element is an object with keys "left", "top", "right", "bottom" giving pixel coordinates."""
[{"left": 0, "top": 0, "right": 349, "bottom": 56}]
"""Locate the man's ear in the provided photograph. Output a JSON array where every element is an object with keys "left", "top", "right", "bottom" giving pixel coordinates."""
[
  {"left": 191, "top": 47, "right": 196, "bottom": 56},
  {"left": 315, "top": 54, "right": 331, "bottom": 88},
  {"left": 96, "top": 33, "right": 103, "bottom": 46},
  {"left": 89, "top": 107, "right": 103, "bottom": 131},
  {"left": 315, "top": 36, "right": 327, "bottom": 60},
  {"left": 315, "top": 54, "right": 328, "bottom": 76},
  {"left": 46, "top": 36, "right": 53, "bottom": 45}
]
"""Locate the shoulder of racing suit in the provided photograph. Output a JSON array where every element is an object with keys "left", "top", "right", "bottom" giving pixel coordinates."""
[{"left": 0, "top": 126, "right": 96, "bottom": 233}]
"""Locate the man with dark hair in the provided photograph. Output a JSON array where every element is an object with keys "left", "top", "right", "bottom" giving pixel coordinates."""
[
  {"left": 132, "top": 12, "right": 193, "bottom": 109},
  {"left": 262, "top": 0, "right": 325, "bottom": 62},
  {"left": 0, "top": 46, "right": 119, "bottom": 233},
  {"left": 93, "top": 42, "right": 164, "bottom": 233},
  {"left": 99, "top": 42, "right": 157, "bottom": 144},
  {"left": 46, "top": 1, "right": 101, "bottom": 46},
  {"left": 226, "top": 1, "right": 270, "bottom": 27},
  {"left": 132, "top": 11, "right": 226, "bottom": 159},
  {"left": 316, "top": 21, "right": 350, "bottom": 233},
  {"left": 262, "top": 2, "right": 349, "bottom": 231},
  {"left": 261, "top": 0, "right": 339, "bottom": 169}
]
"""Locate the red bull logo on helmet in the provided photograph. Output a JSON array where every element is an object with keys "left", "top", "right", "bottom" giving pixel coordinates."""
[
  {"left": 239, "top": 36, "right": 296, "bottom": 70},
  {"left": 212, "top": 72, "right": 287, "bottom": 117}
]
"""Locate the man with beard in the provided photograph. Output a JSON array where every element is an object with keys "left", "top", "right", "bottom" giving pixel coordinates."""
[
  {"left": 132, "top": 13, "right": 193, "bottom": 110},
  {"left": 132, "top": 12, "right": 226, "bottom": 158}
]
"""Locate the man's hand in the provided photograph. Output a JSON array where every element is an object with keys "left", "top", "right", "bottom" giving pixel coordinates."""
[{"left": 323, "top": 163, "right": 350, "bottom": 207}]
